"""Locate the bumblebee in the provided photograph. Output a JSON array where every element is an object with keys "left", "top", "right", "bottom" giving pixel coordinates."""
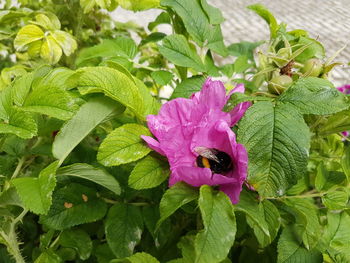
[{"left": 195, "top": 147, "right": 234, "bottom": 174}]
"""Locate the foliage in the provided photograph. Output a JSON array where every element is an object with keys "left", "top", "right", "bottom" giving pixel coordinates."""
[{"left": 0, "top": 1, "right": 349, "bottom": 262}]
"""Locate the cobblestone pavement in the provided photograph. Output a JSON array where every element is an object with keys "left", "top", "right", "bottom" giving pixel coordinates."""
[{"left": 111, "top": 0, "right": 350, "bottom": 85}]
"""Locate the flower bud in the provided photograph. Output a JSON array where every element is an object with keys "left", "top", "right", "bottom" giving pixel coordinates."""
[{"left": 268, "top": 75, "right": 293, "bottom": 95}]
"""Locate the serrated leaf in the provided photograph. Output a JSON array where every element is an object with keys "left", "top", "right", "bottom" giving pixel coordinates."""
[
  {"left": 278, "top": 77, "right": 349, "bottom": 115},
  {"left": 277, "top": 227, "right": 322, "bottom": 263},
  {"left": 235, "top": 191, "right": 280, "bottom": 247},
  {"left": 40, "top": 183, "right": 107, "bottom": 230},
  {"left": 97, "top": 123, "right": 151, "bottom": 166},
  {"left": 151, "top": 70, "right": 173, "bottom": 86},
  {"left": 129, "top": 155, "right": 169, "bottom": 190},
  {"left": 105, "top": 204, "right": 143, "bottom": 258},
  {"left": 237, "top": 101, "right": 310, "bottom": 197},
  {"left": 322, "top": 188, "right": 349, "bottom": 210},
  {"left": 195, "top": 185, "right": 236, "bottom": 263},
  {"left": 284, "top": 199, "right": 321, "bottom": 250},
  {"left": 224, "top": 92, "right": 270, "bottom": 112},
  {"left": 158, "top": 34, "right": 206, "bottom": 72},
  {"left": 52, "top": 96, "right": 125, "bottom": 163},
  {"left": 321, "top": 212, "right": 350, "bottom": 262},
  {"left": 199, "top": 0, "right": 224, "bottom": 24},
  {"left": 34, "top": 250, "right": 62, "bottom": 263},
  {"left": 227, "top": 41, "right": 263, "bottom": 61},
  {"left": 34, "top": 13, "right": 60, "bottom": 31},
  {"left": 247, "top": 4, "right": 278, "bottom": 39},
  {"left": 318, "top": 109, "right": 350, "bottom": 136},
  {"left": 59, "top": 229, "right": 92, "bottom": 260},
  {"left": 12, "top": 161, "right": 59, "bottom": 215},
  {"left": 21, "top": 84, "right": 77, "bottom": 120},
  {"left": 76, "top": 67, "right": 144, "bottom": 119},
  {"left": 51, "top": 30, "right": 77, "bottom": 56},
  {"left": 170, "top": 75, "right": 206, "bottom": 99},
  {"left": 57, "top": 163, "right": 121, "bottom": 195},
  {"left": 111, "top": 252, "right": 160, "bottom": 263},
  {"left": 134, "top": 77, "right": 160, "bottom": 116},
  {"left": 14, "top": 25, "right": 44, "bottom": 49},
  {"left": 315, "top": 163, "right": 346, "bottom": 191},
  {"left": 157, "top": 182, "right": 198, "bottom": 228},
  {"left": 161, "top": 0, "right": 227, "bottom": 56}
]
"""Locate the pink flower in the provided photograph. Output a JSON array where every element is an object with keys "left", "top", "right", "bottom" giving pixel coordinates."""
[
  {"left": 337, "top": 85, "right": 350, "bottom": 138},
  {"left": 142, "top": 78, "right": 250, "bottom": 203}
]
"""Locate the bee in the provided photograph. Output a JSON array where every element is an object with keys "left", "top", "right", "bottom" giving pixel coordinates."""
[{"left": 195, "top": 147, "right": 234, "bottom": 174}]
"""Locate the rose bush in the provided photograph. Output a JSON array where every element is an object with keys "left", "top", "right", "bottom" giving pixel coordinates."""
[{"left": 0, "top": 1, "right": 349, "bottom": 263}]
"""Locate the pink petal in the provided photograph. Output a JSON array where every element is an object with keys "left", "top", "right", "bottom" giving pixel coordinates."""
[
  {"left": 229, "top": 101, "right": 251, "bottom": 126},
  {"left": 169, "top": 166, "right": 236, "bottom": 187},
  {"left": 220, "top": 183, "right": 243, "bottom": 204},
  {"left": 192, "top": 78, "right": 227, "bottom": 110},
  {"left": 141, "top": 135, "right": 165, "bottom": 156}
]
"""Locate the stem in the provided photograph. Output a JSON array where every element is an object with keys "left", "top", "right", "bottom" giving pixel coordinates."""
[
  {"left": 265, "top": 191, "right": 326, "bottom": 200},
  {"left": 11, "top": 157, "right": 26, "bottom": 180}
]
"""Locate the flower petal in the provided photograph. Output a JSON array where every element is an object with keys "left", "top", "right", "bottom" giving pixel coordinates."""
[
  {"left": 141, "top": 135, "right": 165, "bottom": 156},
  {"left": 220, "top": 183, "right": 243, "bottom": 204},
  {"left": 169, "top": 166, "right": 236, "bottom": 187}
]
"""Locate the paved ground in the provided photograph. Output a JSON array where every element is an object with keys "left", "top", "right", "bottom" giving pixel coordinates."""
[{"left": 111, "top": 0, "right": 350, "bottom": 86}]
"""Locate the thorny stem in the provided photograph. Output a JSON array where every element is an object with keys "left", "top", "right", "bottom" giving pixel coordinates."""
[{"left": 0, "top": 209, "right": 28, "bottom": 263}]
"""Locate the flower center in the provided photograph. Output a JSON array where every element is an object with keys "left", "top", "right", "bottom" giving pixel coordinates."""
[{"left": 195, "top": 148, "right": 234, "bottom": 174}]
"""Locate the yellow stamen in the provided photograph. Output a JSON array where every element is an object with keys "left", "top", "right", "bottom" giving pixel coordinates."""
[{"left": 202, "top": 157, "right": 211, "bottom": 168}]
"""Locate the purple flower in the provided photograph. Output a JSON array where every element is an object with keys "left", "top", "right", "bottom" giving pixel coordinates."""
[
  {"left": 337, "top": 84, "right": 350, "bottom": 95},
  {"left": 141, "top": 78, "right": 250, "bottom": 203}
]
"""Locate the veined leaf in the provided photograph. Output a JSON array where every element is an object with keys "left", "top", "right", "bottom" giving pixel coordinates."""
[
  {"left": 97, "top": 123, "right": 151, "bottom": 166},
  {"left": 157, "top": 182, "right": 198, "bottom": 228},
  {"left": 118, "top": 0, "right": 160, "bottom": 11},
  {"left": 105, "top": 204, "right": 143, "bottom": 258},
  {"left": 76, "top": 66, "right": 144, "bottom": 119},
  {"left": 59, "top": 229, "right": 92, "bottom": 260},
  {"left": 12, "top": 161, "right": 59, "bottom": 215},
  {"left": 278, "top": 77, "right": 349, "bottom": 115},
  {"left": 40, "top": 183, "right": 107, "bottom": 230},
  {"left": 159, "top": 34, "right": 206, "bottom": 72},
  {"left": 51, "top": 30, "right": 77, "bottom": 56},
  {"left": 52, "top": 96, "right": 125, "bottom": 164},
  {"left": 57, "top": 163, "right": 121, "bottom": 195},
  {"left": 129, "top": 155, "right": 169, "bottom": 190},
  {"left": 277, "top": 227, "right": 322, "bottom": 263},
  {"left": 14, "top": 25, "right": 44, "bottom": 49},
  {"left": 170, "top": 75, "right": 206, "bottom": 99},
  {"left": 40, "top": 35, "right": 63, "bottom": 64},
  {"left": 194, "top": 185, "right": 236, "bottom": 263},
  {"left": 237, "top": 101, "right": 310, "bottom": 197},
  {"left": 110, "top": 252, "right": 160, "bottom": 263},
  {"left": 161, "top": 0, "right": 227, "bottom": 56}
]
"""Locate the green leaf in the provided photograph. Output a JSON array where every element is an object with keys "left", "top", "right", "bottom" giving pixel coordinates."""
[
  {"left": 51, "top": 30, "right": 77, "bottom": 56},
  {"left": 34, "top": 13, "right": 60, "bottom": 31},
  {"left": 157, "top": 182, "right": 198, "bottom": 227},
  {"left": 315, "top": 163, "right": 346, "bottom": 191},
  {"left": 40, "top": 35, "right": 63, "bottom": 64},
  {"left": 97, "top": 123, "right": 151, "bottom": 166},
  {"left": 129, "top": 155, "right": 169, "bottom": 190},
  {"left": 59, "top": 229, "right": 92, "bottom": 260},
  {"left": 118, "top": 0, "right": 160, "bottom": 11},
  {"left": 195, "top": 185, "right": 236, "bottom": 263},
  {"left": 321, "top": 212, "right": 350, "bottom": 262},
  {"left": 322, "top": 188, "right": 349, "bottom": 210},
  {"left": 151, "top": 70, "right": 173, "bottom": 86},
  {"left": 40, "top": 183, "right": 107, "bottom": 230},
  {"left": 161, "top": 0, "right": 227, "bottom": 56},
  {"left": 284, "top": 199, "right": 321, "bottom": 250},
  {"left": 105, "top": 204, "right": 143, "bottom": 258},
  {"left": 342, "top": 146, "right": 350, "bottom": 180},
  {"left": 134, "top": 77, "right": 160, "bottom": 116},
  {"left": 278, "top": 77, "right": 349, "bottom": 115},
  {"left": 21, "top": 84, "right": 77, "bottom": 120},
  {"left": 52, "top": 96, "right": 125, "bottom": 164},
  {"left": 294, "top": 37, "right": 325, "bottom": 63},
  {"left": 318, "top": 109, "right": 350, "bottom": 136},
  {"left": 178, "top": 235, "right": 196, "bottom": 263},
  {"left": 247, "top": 4, "right": 278, "bottom": 39},
  {"left": 12, "top": 161, "right": 59, "bottom": 215},
  {"left": 158, "top": 34, "right": 206, "bottom": 72},
  {"left": 76, "top": 67, "right": 144, "bottom": 119},
  {"left": 277, "top": 227, "right": 322, "bottom": 263},
  {"left": 224, "top": 92, "right": 270, "bottom": 112},
  {"left": 57, "top": 163, "right": 121, "bottom": 195},
  {"left": 170, "top": 75, "right": 206, "bottom": 99},
  {"left": 235, "top": 191, "right": 280, "bottom": 247},
  {"left": 34, "top": 250, "right": 62, "bottom": 263},
  {"left": 148, "top": 12, "right": 171, "bottom": 31},
  {"left": 237, "top": 102, "right": 310, "bottom": 197},
  {"left": 199, "top": 0, "right": 224, "bottom": 24},
  {"left": 227, "top": 41, "right": 264, "bottom": 60},
  {"left": 76, "top": 38, "right": 137, "bottom": 65},
  {"left": 111, "top": 252, "right": 160, "bottom": 263},
  {"left": 14, "top": 25, "right": 44, "bottom": 49}
]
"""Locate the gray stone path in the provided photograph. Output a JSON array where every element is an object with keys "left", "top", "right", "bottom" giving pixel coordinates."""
[{"left": 111, "top": 0, "right": 350, "bottom": 85}]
